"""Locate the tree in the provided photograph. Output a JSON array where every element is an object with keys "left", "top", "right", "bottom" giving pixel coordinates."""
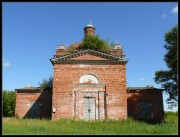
[
  {"left": 154, "top": 25, "right": 178, "bottom": 109},
  {"left": 78, "top": 34, "right": 112, "bottom": 52},
  {"left": 39, "top": 75, "right": 53, "bottom": 91},
  {"left": 2, "top": 90, "right": 16, "bottom": 117}
]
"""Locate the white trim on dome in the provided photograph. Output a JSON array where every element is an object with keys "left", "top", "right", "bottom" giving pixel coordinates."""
[{"left": 86, "top": 24, "right": 94, "bottom": 27}]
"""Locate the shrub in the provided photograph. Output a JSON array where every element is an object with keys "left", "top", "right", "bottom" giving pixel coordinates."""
[
  {"left": 39, "top": 76, "right": 53, "bottom": 91},
  {"left": 2, "top": 90, "right": 16, "bottom": 117},
  {"left": 78, "top": 34, "right": 112, "bottom": 52}
]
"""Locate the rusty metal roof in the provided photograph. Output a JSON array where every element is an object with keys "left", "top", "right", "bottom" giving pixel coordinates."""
[
  {"left": 127, "top": 87, "right": 164, "bottom": 92},
  {"left": 15, "top": 87, "right": 41, "bottom": 91}
]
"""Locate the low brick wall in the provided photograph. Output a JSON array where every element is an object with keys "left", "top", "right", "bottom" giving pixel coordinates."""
[
  {"left": 127, "top": 89, "right": 164, "bottom": 122},
  {"left": 15, "top": 89, "right": 52, "bottom": 119}
]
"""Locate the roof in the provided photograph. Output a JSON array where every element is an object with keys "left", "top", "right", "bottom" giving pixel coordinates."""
[
  {"left": 86, "top": 24, "right": 94, "bottom": 27},
  {"left": 15, "top": 87, "right": 41, "bottom": 92},
  {"left": 127, "top": 86, "right": 164, "bottom": 92},
  {"left": 84, "top": 24, "right": 95, "bottom": 29},
  {"left": 50, "top": 49, "right": 128, "bottom": 65},
  {"left": 67, "top": 42, "right": 82, "bottom": 50}
]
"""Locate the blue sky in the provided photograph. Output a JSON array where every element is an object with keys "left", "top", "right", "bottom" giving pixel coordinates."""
[{"left": 2, "top": 2, "right": 178, "bottom": 111}]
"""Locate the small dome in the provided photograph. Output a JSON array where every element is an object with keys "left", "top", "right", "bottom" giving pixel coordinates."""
[
  {"left": 57, "top": 45, "right": 66, "bottom": 50},
  {"left": 113, "top": 44, "right": 122, "bottom": 50},
  {"left": 86, "top": 24, "right": 94, "bottom": 28},
  {"left": 84, "top": 22, "right": 95, "bottom": 29}
]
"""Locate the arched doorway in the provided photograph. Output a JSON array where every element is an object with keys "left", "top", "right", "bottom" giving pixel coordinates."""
[{"left": 73, "top": 74, "right": 106, "bottom": 120}]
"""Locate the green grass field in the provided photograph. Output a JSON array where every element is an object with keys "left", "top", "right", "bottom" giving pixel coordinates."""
[{"left": 2, "top": 111, "right": 178, "bottom": 135}]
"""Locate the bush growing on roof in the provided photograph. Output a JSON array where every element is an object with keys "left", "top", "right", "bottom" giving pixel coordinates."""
[{"left": 78, "top": 34, "right": 112, "bottom": 52}]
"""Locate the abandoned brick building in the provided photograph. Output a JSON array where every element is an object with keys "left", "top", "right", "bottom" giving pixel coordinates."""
[{"left": 15, "top": 24, "right": 164, "bottom": 121}]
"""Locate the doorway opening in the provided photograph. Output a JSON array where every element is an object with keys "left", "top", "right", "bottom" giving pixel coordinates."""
[{"left": 83, "top": 97, "right": 96, "bottom": 120}]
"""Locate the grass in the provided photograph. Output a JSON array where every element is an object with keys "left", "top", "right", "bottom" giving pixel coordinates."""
[{"left": 2, "top": 111, "right": 178, "bottom": 135}]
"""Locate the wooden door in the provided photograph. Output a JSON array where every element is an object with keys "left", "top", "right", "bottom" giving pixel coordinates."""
[{"left": 83, "top": 97, "right": 96, "bottom": 120}]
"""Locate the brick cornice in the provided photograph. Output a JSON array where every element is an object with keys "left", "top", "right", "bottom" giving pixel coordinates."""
[{"left": 50, "top": 49, "right": 128, "bottom": 65}]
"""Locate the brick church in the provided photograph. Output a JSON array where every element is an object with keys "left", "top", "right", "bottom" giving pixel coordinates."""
[{"left": 15, "top": 24, "right": 164, "bottom": 122}]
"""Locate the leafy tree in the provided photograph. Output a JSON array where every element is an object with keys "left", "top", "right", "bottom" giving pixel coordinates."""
[
  {"left": 39, "top": 75, "right": 53, "bottom": 91},
  {"left": 78, "top": 34, "right": 112, "bottom": 52},
  {"left": 2, "top": 90, "right": 16, "bottom": 117},
  {"left": 154, "top": 25, "right": 178, "bottom": 109}
]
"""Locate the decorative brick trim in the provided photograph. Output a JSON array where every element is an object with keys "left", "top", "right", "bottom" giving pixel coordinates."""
[{"left": 50, "top": 49, "right": 128, "bottom": 65}]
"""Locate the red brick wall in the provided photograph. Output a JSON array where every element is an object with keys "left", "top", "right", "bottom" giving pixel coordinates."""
[
  {"left": 127, "top": 90, "right": 164, "bottom": 122},
  {"left": 56, "top": 50, "right": 70, "bottom": 55},
  {"left": 52, "top": 60, "right": 127, "bottom": 120},
  {"left": 110, "top": 50, "right": 123, "bottom": 56},
  {"left": 68, "top": 54, "right": 108, "bottom": 60},
  {"left": 15, "top": 90, "right": 52, "bottom": 119},
  {"left": 84, "top": 27, "right": 95, "bottom": 37}
]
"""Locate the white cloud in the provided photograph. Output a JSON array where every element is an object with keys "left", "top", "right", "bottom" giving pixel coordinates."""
[
  {"left": 139, "top": 77, "right": 145, "bottom": 81},
  {"left": 171, "top": 5, "right": 178, "bottom": 14},
  {"left": 162, "top": 13, "right": 167, "bottom": 18},
  {"left": 3, "top": 62, "right": 11, "bottom": 67},
  {"left": 3, "top": 58, "right": 11, "bottom": 67}
]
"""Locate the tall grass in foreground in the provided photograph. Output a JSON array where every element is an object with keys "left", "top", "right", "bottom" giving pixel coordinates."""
[{"left": 2, "top": 112, "right": 178, "bottom": 135}]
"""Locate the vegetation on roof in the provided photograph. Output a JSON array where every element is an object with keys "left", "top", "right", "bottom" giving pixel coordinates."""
[{"left": 78, "top": 34, "right": 112, "bottom": 52}]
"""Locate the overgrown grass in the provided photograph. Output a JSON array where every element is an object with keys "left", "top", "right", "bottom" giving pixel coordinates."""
[{"left": 2, "top": 112, "right": 178, "bottom": 135}]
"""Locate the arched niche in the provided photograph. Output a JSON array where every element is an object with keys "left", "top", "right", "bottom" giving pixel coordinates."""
[{"left": 79, "top": 74, "right": 99, "bottom": 84}]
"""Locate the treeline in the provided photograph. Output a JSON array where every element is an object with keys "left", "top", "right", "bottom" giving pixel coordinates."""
[{"left": 2, "top": 90, "right": 16, "bottom": 117}]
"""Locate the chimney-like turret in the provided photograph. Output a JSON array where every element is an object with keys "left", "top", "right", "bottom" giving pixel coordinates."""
[{"left": 84, "top": 23, "right": 95, "bottom": 37}]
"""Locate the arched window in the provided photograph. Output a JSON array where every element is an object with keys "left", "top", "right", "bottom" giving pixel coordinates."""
[{"left": 79, "top": 74, "right": 99, "bottom": 84}]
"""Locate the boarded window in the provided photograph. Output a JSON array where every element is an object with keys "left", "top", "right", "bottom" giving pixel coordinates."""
[{"left": 139, "top": 101, "right": 151, "bottom": 120}]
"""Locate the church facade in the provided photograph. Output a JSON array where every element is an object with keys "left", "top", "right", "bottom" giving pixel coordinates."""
[{"left": 15, "top": 24, "right": 164, "bottom": 121}]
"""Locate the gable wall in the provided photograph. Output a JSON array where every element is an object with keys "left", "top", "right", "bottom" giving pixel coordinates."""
[
  {"left": 68, "top": 54, "right": 108, "bottom": 60},
  {"left": 52, "top": 63, "right": 127, "bottom": 120}
]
